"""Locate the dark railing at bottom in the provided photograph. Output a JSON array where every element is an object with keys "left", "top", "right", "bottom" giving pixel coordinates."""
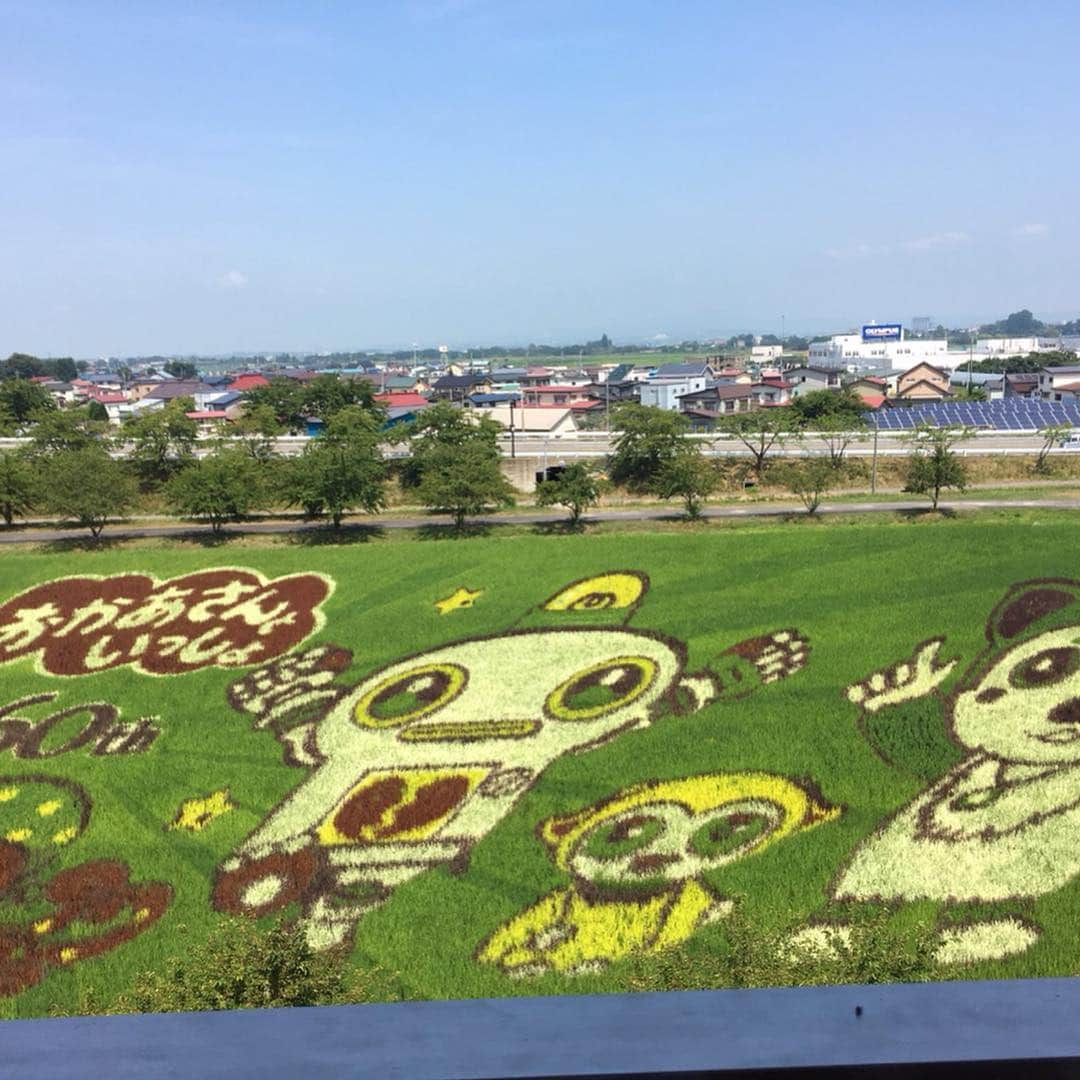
[{"left": 5, "top": 977, "right": 1080, "bottom": 1079}]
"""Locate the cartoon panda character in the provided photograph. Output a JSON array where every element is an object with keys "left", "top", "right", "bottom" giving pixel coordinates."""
[
  {"left": 215, "top": 572, "right": 810, "bottom": 949},
  {"left": 823, "top": 578, "right": 1080, "bottom": 964},
  {"left": 478, "top": 771, "right": 838, "bottom": 977}
]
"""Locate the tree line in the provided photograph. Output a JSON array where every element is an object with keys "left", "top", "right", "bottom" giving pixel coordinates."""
[{"left": 0, "top": 385, "right": 1069, "bottom": 537}]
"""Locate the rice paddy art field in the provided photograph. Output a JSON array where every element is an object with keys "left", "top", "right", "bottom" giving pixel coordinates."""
[{"left": 1, "top": 516, "right": 1080, "bottom": 1016}]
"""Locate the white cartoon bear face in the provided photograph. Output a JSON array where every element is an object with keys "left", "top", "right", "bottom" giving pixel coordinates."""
[
  {"left": 567, "top": 798, "right": 787, "bottom": 893},
  {"left": 315, "top": 628, "right": 684, "bottom": 762},
  {"left": 952, "top": 625, "right": 1080, "bottom": 764}
]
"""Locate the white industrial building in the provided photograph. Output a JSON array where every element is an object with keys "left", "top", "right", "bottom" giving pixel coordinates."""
[
  {"left": 973, "top": 337, "right": 1061, "bottom": 355},
  {"left": 808, "top": 330, "right": 950, "bottom": 371}
]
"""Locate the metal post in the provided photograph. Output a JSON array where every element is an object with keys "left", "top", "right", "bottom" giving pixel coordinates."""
[
  {"left": 871, "top": 422, "right": 879, "bottom": 494},
  {"left": 509, "top": 398, "right": 516, "bottom": 459}
]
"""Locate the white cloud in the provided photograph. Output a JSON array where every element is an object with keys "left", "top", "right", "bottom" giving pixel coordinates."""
[
  {"left": 217, "top": 269, "right": 249, "bottom": 289},
  {"left": 824, "top": 242, "right": 888, "bottom": 260},
  {"left": 650, "top": 331, "right": 670, "bottom": 341},
  {"left": 826, "top": 231, "right": 970, "bottom": 260},
  {"left": 898, "top": 231, "right": 969, "bottom": 252},
  {"left": 1012, "top": 222, "right": 1049, "bottom": 238}
]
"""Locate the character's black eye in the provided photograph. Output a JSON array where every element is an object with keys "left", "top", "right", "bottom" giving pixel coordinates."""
[
  {"left": 581, "top": 814, "right": 663, "bottom": 861},
  {"left": 688, "top": 802, "right": 781, "bottom": 859},
  {"left": 545, "top": 656, "right": 657, "bottom": 721},
  {"left": 353, "top": 663, "right": 466, "bottom": 728},
  {"left": 1008, "top": 647, "right": 1080, "bottom": 690}
]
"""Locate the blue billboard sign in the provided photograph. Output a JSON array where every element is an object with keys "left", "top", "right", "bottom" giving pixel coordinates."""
[{"left": 862, "top": 323, "right": 902, "bottom": 342}]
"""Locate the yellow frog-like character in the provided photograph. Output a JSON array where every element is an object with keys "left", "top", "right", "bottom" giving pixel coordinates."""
[{"left": 479, "top": 772, "right": 838, "bottom": 976}]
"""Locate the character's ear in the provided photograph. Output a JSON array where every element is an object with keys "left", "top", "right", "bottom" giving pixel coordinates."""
[
  {"left": 988, "top": 581, "right": 1080, "bottom": 642},
  {"left": 518, "top": 571, "right": 650, "bottom": 629},
  {"left": 542, "top": 572, "right": 648, "bottom": 614}
]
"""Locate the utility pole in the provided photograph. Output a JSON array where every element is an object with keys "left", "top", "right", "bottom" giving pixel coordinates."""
[{"left": 870, "top": 420, "right": 879, "bottom": 494}]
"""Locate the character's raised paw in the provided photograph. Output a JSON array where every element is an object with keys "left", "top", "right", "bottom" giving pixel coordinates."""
[
  {"left": 227, "top": 644, "right": 352, "bottom": 733},
  {"left": 846, "top": 638, "right": 957, "bottom": 713},
  {"left": 934, "top": 918, "right": 1040, "bottom": 966},
  {"left": 728, "top": 629, "right": 810, "bottom": 685}
]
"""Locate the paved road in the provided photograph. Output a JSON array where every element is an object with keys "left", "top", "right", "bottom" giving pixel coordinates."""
[{"left": 2, "top": 496, "right": 1078, "bottom": 545}]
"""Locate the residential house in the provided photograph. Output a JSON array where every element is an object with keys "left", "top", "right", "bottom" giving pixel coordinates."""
[
  {"left": 676, "top": 383, "right": 754, "bottom": 415},
  {"left": 714, "top": 368, "right": 752, "bottom": 385},
  {"left": 948, "top": 372, "right": 1004, "bottom": 400},
  {"left": 485, "top": 405, "right": 577, "bottom": 435},
  {"left": 844, "top": 375, "right": 889, "bottom": 409},
  {"left": 1004, "top": 373, "right": 1039, "bottom": 398},
  {"left": 639, "top": 363, "right": 712, "bottom": 410},
  {"left": 783, "top": 366, "right": 843, "bottom": 396},
  {"left": 227, "top": 373, "right": 269, "bottom": 393},
  {"left": 1038, "top": 365, "right": 1080, "bottom": 401},
  {"left": 465, "top": 392, "right": 520, "bottom": 408},
  {"left": 33, "top": 379, "right": 78, "bottom": 406},
  {"left": 373, "top": 392, "right": 432, "bottom": 428},
  {"left": 519, "top": 367, "right": 554, "bottom": 387},
  {"left": 142, "top": 381, "right": 229, "bottom": 410},
  {"left": 895, "top": 362, "right": 952, "bottom": 402},
  {"left": 521, "top": 384, "right": 599, "bottom": 408},
  {"left": 750, "top": 379, "right": 793, "bottom": 407},
  {"left": 431, "top": 374, "right": 493, "bottom": 403}
]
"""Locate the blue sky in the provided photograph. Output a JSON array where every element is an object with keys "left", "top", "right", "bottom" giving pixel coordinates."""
[{"left": 2, "top": 0, "right": 1078, "bottom": 356}]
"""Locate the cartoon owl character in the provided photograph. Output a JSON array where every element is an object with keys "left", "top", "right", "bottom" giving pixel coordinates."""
[
  {"left": 819, "top": 579, "right": 1080, "bottom": 964},
  {"left": 215, "top": 572, "right": 810, "bottom": 949},
  {"left": 477, "top": 771, "right": 838, "bottom": 976}
]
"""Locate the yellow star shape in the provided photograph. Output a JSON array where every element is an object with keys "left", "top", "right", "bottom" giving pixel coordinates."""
[
  {"left": 168, "top": 789, "right": 235, "bottom": 832},
  {"left": 435, "top": 587, "right": 482, "bottom": 614}
]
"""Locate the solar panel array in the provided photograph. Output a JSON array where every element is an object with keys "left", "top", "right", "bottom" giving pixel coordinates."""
[{"left": 864, "top": 399, "right": 1080, "bottom": 431}]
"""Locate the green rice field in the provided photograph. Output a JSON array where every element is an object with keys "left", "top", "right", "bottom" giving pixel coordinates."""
[{"left": 0, "top": 514, "right": 1079, "bottom": 1016}]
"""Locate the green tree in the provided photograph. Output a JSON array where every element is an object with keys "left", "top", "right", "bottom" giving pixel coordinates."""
[
  {"left": 903, "top": 425, "right": 971, "bottom": 510},
  {"left": 280, "top": 406, "right": 387, "bottom": 527},
  {"left": 53, "top": 357, "right": 78, "bottom": 382},
  {"left": 0, "top": 450, "right": 38, "bottom": 526},
  {"left": 44, "top": 447, "right": 137, "bottom": 538},
  {"left": 607, "top": 404, "right": 690, "bottom": 491},
  {"left": 0, "top": 378, "right": 54, "bottom": 424},
  {"left": 121, "top": 400, "right": 199, "bottom": 486},
  {"left": 165, "top": 447, "right": 266, "bottom": 534},
  {"left": 653, "top": 447, "right": 719, "bottom": 518},
  {"left": 0, "top": 353, "right": 47, "bottom": 380},
  {"left": 1035, "top": 423, "right": 1073, "bottom": 474},
  {"left": 534, "top": 463, "right": 604, "bottom": 524},
  {"left": 790, "top": 387, "right": 863, "bottom": 427},
  {"left": 233, "top": 403, "right": 285, "bottom": 462},
  {"left": 300, "top": 373, "right": 380, "bottom": 423},
  {"left": 719, "top": 410, "right": 796, "bottom": 476},
  {"left": 815, "top": 415, "right": 867, "bottom": 467},
  {"left": 242, "top": 377, "right": 306, "bottom": 431},
  {"left": 86, "top": 399, "right": 109, "bottom": 422},
  {"left": 29, "top": 406, "right": 107, "bottom": 454},
  {"left": 416, "top": 440, "right": 515, "bottom": 527},
  {"left": 777, "top": 457, "right": 848, "bottom": 514},
  {"left": 400, "top": 400, "right": 503, "bottom": 488},
  {"left": 951, "top": 384, "right": 987, "bottom": 401},
  {"left": 127, "top": 919, "right": 362, "bottom": 1012},
  {"left": 163, "top": 360, "right": 198, "bottom": 380}
]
